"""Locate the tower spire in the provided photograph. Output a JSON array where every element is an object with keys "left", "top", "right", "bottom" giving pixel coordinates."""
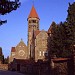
[
  {"left": 28, "top": 5, "right": 39, "bottom": 20},
  {"left": 27, "top": 5, "right": 40, "bottom": 59}
]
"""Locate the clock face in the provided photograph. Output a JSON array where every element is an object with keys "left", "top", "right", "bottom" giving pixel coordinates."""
[{"left": 18, "top": 50, "right": 25, "bottom": 56}]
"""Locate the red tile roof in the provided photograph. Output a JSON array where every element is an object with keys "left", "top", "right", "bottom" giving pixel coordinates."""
[
  {"left": 11, "top": 47, "right": 15, "bottom": 52},
  {"left": 35, "top": 30, "right": 41, "bottom": 36},
  {"left": 52, "top": 58, "right": 70, "bottom": 62},
  {"left": 28, "top": 5, "right": 39, "bottom": 19}
]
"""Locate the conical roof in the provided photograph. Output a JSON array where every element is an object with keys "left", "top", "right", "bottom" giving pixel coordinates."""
[{"left": 28, "top": 5, "right": 39, "bottom": 19}]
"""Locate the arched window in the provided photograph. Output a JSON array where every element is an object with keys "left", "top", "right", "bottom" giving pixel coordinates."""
[
  {"left": 32, "top": 20, "right": 36, "bottom": 23},
  {"left": 43, "top": 51, "right": 45, "bottom": 56}
]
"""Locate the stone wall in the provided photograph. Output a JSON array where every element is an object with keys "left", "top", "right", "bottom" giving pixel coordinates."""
[
  {"left": 0, "top": 64, "right": 8, "bottom": 70},
  {"left": 9, "top": 59, "right": 50, "bottom": 75},
  {"left": 51, "top": 58, "right": 74, "bottom": 75},
  {"left": 9, "top": 57, "right": 75, "bottom": 75},
  {"left": 35, "top": 30, "right": 48, "bottom": 61}
]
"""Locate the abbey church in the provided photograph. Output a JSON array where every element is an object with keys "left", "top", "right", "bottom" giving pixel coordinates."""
[{"left": 9, "top": 5, "right": 51, "bottom": 63}]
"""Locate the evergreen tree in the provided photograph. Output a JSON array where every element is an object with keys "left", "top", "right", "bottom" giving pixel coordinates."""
[
  {"left": 64, "top": 2, "right": 75, "bottom": 56},
  {"left": 59, "top": 22, "right": 72, "bottom": 57},
  {"left": 48, "top": 21, "right": 71, "bottom": 58},
  {"left": 48, "top": 22, "right": 61, "bottom": 57},
  {"left": 0, "top": 0, "right": 20, "bottom": 25},
  {"left": 48, "top": 2, "right": 75, "bottom": 58},
  {"left": 57, "top": 22, "right": 66, "bottom": 57}
]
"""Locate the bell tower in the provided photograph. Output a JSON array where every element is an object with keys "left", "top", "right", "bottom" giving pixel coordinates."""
[
  {"left": 27, "top": 5, "right": 40, "bottom": 31},
  {"left": 27, "top": 5, "right": 40, "bottom": 58}
]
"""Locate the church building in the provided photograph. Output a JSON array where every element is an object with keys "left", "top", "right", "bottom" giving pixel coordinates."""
[{"left": 9, "top": 5, "right": 49, "bottom": 63}]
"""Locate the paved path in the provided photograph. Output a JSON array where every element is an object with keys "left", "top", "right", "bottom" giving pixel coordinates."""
[{"left": 0, "top": 70, "right": 25, "bottom": 75}]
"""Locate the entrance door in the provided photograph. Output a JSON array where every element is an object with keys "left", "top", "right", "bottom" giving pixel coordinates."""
[{"left": 17, "top": 64, "right": 20, "bottom": 71}]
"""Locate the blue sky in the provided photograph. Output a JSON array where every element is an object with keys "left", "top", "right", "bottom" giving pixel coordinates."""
[{"left": 0, "top": 0, "right": 74, "bottom": 58}]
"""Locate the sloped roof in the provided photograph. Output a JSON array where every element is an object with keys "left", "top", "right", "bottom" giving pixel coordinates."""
[
  {"left": 28, "top": 5, "right": 39, "bottom": 19},
  {"left": 16, "top": 39, "right": 27, "bottom": 47},
  {"left": 48, "top": 25, "right": 52, "bottom": 33},
  {"left": 11, "top": 47, "right": 15, "bottom": 52},
  {"left": 34, "top": 30, "right": 48, "bottom": 37},
  {"left": 52, "top": 58, "right": 70, "bottom": 62},
  {"left": 35, "top": 30, "right": 41, "bottom": 36}
]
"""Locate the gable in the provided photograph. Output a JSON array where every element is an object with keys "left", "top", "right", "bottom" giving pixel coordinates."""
[
  {"left": 16, "top": 40, "right": 26, "bottom": 47},
  {"left": 36, "top": 30, "right": 48, "bottom": 39},
  {"left": 16, "top": 40, "right": 27, "bottom": 51}
]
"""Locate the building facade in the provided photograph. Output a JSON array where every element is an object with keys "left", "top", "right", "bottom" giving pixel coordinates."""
[
  {"left": 27, "top": 6, "right": 48, "bottom": 61},
  {"left": 27, "top": 5, "right": 40, "bottom": 59},
  {"left": 9, "top": 39, "right": 27, "bottom": 63},
  {"left": 9, "top": 5, "right": 49, "bottom": 63},
  {"left": 34, "top": 30, "right": 48, "bottom": 61}
]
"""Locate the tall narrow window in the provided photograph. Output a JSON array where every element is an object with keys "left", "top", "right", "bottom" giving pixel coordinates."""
[
  {"left": 43, "top": 51, "right": 45, "bottom": 56},
  {"left": 39, "top": 51, "right": 41, "bottom": 56}
]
